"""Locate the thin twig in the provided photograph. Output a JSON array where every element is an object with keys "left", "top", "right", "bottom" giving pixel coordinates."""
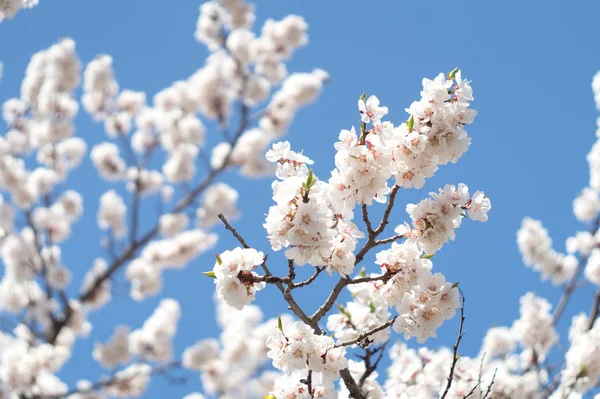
[
  {"left": 217, "top": 214, "right": 317, "bottom": 331},
  {"left": 587, "top": 287, "right": 600, "bottom": 330},
  {"left": 335, "top": 317, "right": 397, "bottom": 348},
  {"left": 347, "top": 272, "right": 391, "bottom": 285},
  {"left": 292, "top": 266, "right": 325, "bottom": 288},
  {"left": 374, "top": 234, "right": 405, "bottom": 246},
  {"left": 47, "top": 99, "right": 251, "bottom": 344},
  {"left": 482, "top": 369, "right": 497, "bottom": 399},
  {"left": 362, "top": 203, "right": 374, "bottom": 235},
  {"left": 440, "top": 290, "right": 466, "bottom": 399}
]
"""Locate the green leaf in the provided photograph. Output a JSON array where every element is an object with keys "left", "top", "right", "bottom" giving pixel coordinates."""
[
  {"left": 369, "top": 302, "right": 376, "bottom": 313},
  {"left": 358, "top": 267, "right": 366, "bottom": 278},
  {"left": 406, "top": 115, "right": 414, "bottom": 132},
  {"left": 359, "top": 92, "right": 367, "bottom": 103},
  {"left": 203, "top": 271, "right": 216, "bottom": 278},
  {"left": 277, "top": 315, "right": 283, "bottom": 332},
  {"left": 448, "top": 67, "right": 459, "bottom": 80},
  {"left": 215, "top": 254, "right": 223, "bottom": 265},
  {"left": 421, "top": 253, "right": 434, "bottom": 259},
  {"left": 451, "top": 281, "right": 460, "bottom": 289},
  {"left": 304, "top": 169, "right": 317, "bottom": 190}
]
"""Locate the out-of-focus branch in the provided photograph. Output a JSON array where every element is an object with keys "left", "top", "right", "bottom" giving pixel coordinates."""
[
  {"left": 374, "top": 234, "right": 405, "bottom": 246},
  {"left": 47, "top": 103, "right": 251, "bottom": 344},
  {"left": 587, "top": 287, "right": 600, "bottom": 330},
  {"left": 33, "top": 361, "right": 183, "bottom": 399},
  {"left": 553, "top": 216, "right": 600, "bottom": 326}
]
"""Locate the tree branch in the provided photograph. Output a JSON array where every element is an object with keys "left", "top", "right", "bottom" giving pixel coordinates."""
[
  {"left": 587, "top": 287, "right": 600, "bottom": 330},
  {"left": 440, "top": 290, "right": 466, "bottom": 399},
  {"left": 292, "top": 266, "right": 325, "bottom": 289},
  {"left": 334, "top": 317, "right": 396, "bottom": 348},
  {"left": 47, "top": 102, "right": 251, "bottom": 344},
  {"left": 552, "top": 216, "right": 600, "bottom": 326}
]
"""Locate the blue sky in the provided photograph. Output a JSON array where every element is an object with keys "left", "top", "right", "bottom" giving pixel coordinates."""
[{"left": 1, "top": 0, "right": 600, "bottom": 396}]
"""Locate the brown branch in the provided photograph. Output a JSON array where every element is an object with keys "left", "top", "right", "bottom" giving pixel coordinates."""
[
  {"left": 347, "top": 272, "right": 391, "bottom": 285},
  {"left": 358, "top": 342, "right": 387, "bottom": 387},
  {"left": 361, "top": 203, "right": 374, "bottom": 235},
  {"left": 218, "top": 213, "right": 250, "bottom": 248},
  {"left": 237, "top": 271, "right": 290, "bottom": 285},
  {"left": 292, "top": 266, "right": 325, "bottom": 288},
  {"left": 310, "top": 277, "right": 349, "bottom": 324},
  {"left": 311, "top": 186, "right": 400, "bottom": 325},
  {"left": 217, "top": 214, "right": 317, "bottom": 331},
  {"left": 218, "top": 213, "right": 366, "bottom": 398},
  {"left": 373, "top": 234, "right": 405, "bottom": 246},
  {"left": 374, "top": 185, "right": 400, "bottom": 235},
  {"left": 440, "top": 291, "right": 466, "bottom": 399},
  {"left": 339, "top": 368, "right": 364, "bottom": 399},
  {"left": 334, "top": 317, "right": 396, "bottom": 348}
]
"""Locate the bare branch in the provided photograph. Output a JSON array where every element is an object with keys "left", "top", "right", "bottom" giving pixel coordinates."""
[
  {"left": 374, "top": 234, "right": 405, "bottom": 246},
  {"left": 339, "top": 369, "right": 364, "bottom": 399},
  {"left": 217, "top": 214, "right": 317, "bottom": 331},
  {"left": 334, "top": 317, "right": 397, "bottom": 348},
  {"left": 361, "top": 203, "right": 374, "bottom": 235},
  {"left": 347, "top": 272, "right": 391, "bottom": 285},
  {"left": 440, "top": 291, "right": 466, "bottom": 399},
  {"left": 482, "top": 369, "right": 497, "bottom": 399},
  {"left": 218, "top": 213, "right": 250, "bottom": 248},
  {"left": 292, "top": 266, "right": 325, "bottom": 289},
  {"left": 358, "top": 341, "right": 387, "bottom": 387},
  {"left": 587, "top": 287, "right": 600, "bottom": 330},
  {"left": 47, "top": 100, "right": 252, "bottom": 344},
  {"left": 374, "top": 185, "right": 400, "bottom": 235}
]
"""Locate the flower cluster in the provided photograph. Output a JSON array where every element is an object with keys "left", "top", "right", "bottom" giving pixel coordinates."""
[
  {"left": 266, "top": 320, "right": 347, "bottom": 395},
  {"left": 128, "top": 299, "right": 180, "bottom": 362},
  {"left": 182, "top": 298, "right": 286, "bottom": 398},
  {"left": 211, "top": 247, "right": 265, "bottom": 309},
  {"left": 0, "top": 0, "right": 38, "bottom": 22},
  {"left": 330, "top": 70, "right": 477, "bottom": 211},
  {"left": 556, "top": 313, "right": 600, "bottom": 395},
  {"left": 517, "top": 218, "right": 578, "bottom": 284},
  {"left": 125, "top": 230, "right": 218, "bottom": 300},
  {"left": 511, "top": 292, "right": 558, "bottom": 361},
  {"left": 405, "top": 183, "right": 491, "bottom": 254}
]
